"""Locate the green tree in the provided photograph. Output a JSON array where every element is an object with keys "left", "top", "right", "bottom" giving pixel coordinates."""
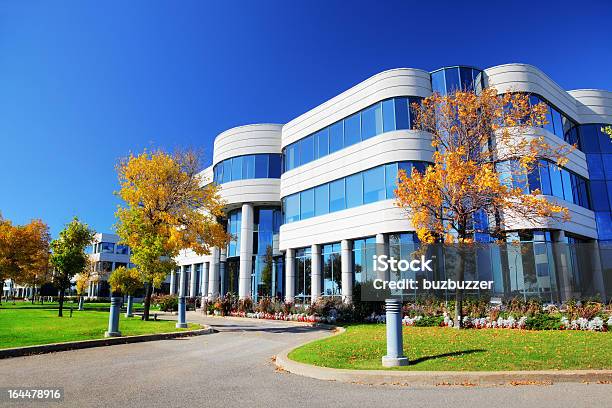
[
  {"left": 115, "top": 149, "right": 228, "bottom": 320},
  {"left": 108, "top": 266, "right": 142, "bottom": 296},
  {"left": 50, "top": 218, "right": 95, "bottom": 317}
]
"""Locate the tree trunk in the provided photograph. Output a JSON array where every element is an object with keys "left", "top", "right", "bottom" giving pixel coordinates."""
[
  {"left": 454, "top": 250, "right": 465, "bottom": 329},
  {"left": 58, "top": 287, "right": 65, "bottom": 317},
  {"left": 143, "top": 282, "right": 153, "bottom": 321}
]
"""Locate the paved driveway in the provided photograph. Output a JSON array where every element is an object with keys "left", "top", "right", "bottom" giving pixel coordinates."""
[{"left": 0, "top": 312, "right": 609, "bottom": 408}]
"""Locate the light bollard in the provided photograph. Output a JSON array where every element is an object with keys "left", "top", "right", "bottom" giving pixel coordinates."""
[
  {"left": 104, "top": 296, "right": 122, "bottom": 337},
  {"left": 125, "top": 295, "right": 134, "bottom": 318},
  {"left": 176, "top": 297, "right": 188, "bottom": 328},
  {"left": 78, "top": 296, "right": 84, "bottom": 311},
  {"left": 382, "top": 298, "right": 408, "bottom": 367},
  {"left": 176, "top": 268, "right": 188, "bottom": 329}
]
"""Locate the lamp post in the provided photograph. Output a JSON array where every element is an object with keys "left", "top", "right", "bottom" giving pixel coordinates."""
[
  {"left": 382, "top": 298, "right": 408, "bottom": 367},
  {"left": 176, "top": 267, "right": 188, "bottom": 329},
  {"left": 105, "top": 296, "right": 122, "bottom": 337}
]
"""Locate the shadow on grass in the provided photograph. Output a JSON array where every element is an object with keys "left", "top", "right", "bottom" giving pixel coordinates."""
[{"left": 409, "top": 349, "right": 486, "bottom": 366}]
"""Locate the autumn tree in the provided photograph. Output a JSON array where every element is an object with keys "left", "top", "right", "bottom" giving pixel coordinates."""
[
  {"left": 50, "top": 218, "right": 95, "bottom": 317},
  {"left": 115, "top": 149, "right": 228, "bottom": 320},
  {"left": 0, "top": 216, "right": 51, "bottom": 304},
  {"left": 75, "top": 267, "right": 90, "bottom": 310},
  {"left": 108, "top": 266, "right": 142, "bottom": 317},
  {"left": 395, "top": 88, "right": 573, "bottom": 328}
]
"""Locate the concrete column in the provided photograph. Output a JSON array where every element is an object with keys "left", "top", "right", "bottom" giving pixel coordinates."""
[
  {"left": 201, "top": 262, "right": 209, "bottom": 302},
  {"left": 285, "top": 248, "right": 295, "bottom": 303},
  {"left": 104, "top": 297, "right": 122, "bottom": 337},
  {"left": 219, "top": 248, "right": 227, "bottom": 296},
  {"left": 239, "top": 203, "right": 254, "bottom": 299},
  {"left": 169, "top": 269, "right": 176, "bottom": 295},
  {"left": 376, "top": 233, "right": 390, "bottom": 281},
  {"left": 208, "top": 248, "right": 220, "bottom": 298},
  {"left": 551, "top": 230, "right": 572, "bottom": 302},
  {"left": 341, "top": 240, "right": 353, "bottom": 303},
  {"left": 382, "top": 299, "right": 408, "bottom": 367},
  {"left": 310, "top": 244, "right": 322, "bottom": 303},
  {"left": 189, "top": 264, "right": 197, "bottom": 298},
  {"left": 176, "top": 266, "right": 188, "bottom": 328}
]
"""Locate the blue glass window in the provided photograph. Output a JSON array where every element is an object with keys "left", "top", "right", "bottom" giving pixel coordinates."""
[
  {"left": 595, "top": 212, "right": 612, "bottom": 241},
  {"left": 361, "top": 103, "right": 383, "bottom": 140},
  {"left": 329, "top": 179, "right": 346, "bottom": 212},
  {"left": 222, "top": 160, "right": 232, "bottom": 183},
  {"left": 231, "top": 156, "right": 243, "bottom": 181},
  {"left": 344, "top": 113, "right": 361, "bottom": 147},
  {"left": 444, "top": 67, "right": 460, "bottom": 93},
  {"left": 346, "top": 173, "right": 363, "bottom": 208},
  {"left": 590, "top": 181, "right": 610, "bottom": 212},
  {"left": 300, "top": 189, "right": 314, "bottom": 220},
  {"left": 363, "top": 166, "right": 385, "bottom": 204},
  {"left": 561, "top": 169, "right": 573, "bottom": 202},
  {"left": 549, "top": 166, "right": 564, "bottom": 198},
  {"left": 459, "top": 67, "right": 474, "bottom": 90},
  {"left": 551, "top": 108, "right": 563, "bottom": 138},
  {"left": 315, "top": 128, "right": 329, "bottom": 159},
  {"left": 300, "top": 135, "right": 314, "bottom": 166},
  {"left": 579, "top": 125, "right": 600, "bottom": 153},
  {"left": 539, "top": 162, "right": 552, "bottom": 195},
  {"left": 243, "top": 155, "right": 255, "bottom": 179},
  {"left": 385, "top": 163, "right": 398, "bottom": 199},
  {"left": 285, "top": 194, "right": 300, "bottom": 223},
  {"left": 329, "top": 122, "right": 344, "bottom": 154},
  {"left": 382, "top": 99, "right": 395, "bottom": 132},
  {"left": 285, "top": 145, "right": 297, "bottom": 171},
  {"left": 269, "top": 154, "right": 281, "bottom": 178},
  {"left": 314, "top": 184, "right": 329, "bottom": 216},
  {"left": 431, "top": 70, "right": 445, "bottom": 94},
  {"left": 254, "top": 154, "right": 268, "bottom": 178},
  {"left": 394, "top": 97, "right": 410, "bottom": 130}
]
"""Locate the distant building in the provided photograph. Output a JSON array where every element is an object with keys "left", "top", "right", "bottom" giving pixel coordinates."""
[{"left": 87, "top": 233, "right": 132, "bottom": 298}]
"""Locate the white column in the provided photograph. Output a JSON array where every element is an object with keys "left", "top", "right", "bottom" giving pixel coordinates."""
[
  {"left": 341, "top": 240, "right": 353, "bottom": 303},
  {"left": 169, "top": 269, "right": 176, "bottom": 294},
  {"left": 310, "top": 244, "right": 322, "bottom": 303},
  {"left": 239, "top": 203, "right": 254, "bottom": 299},
  {"left": 285, "top": 248, "right": 295, "bottom": 303},
  {"left": 201, "top": 262, "right": 210, "bottom": 301},
  {"left": 208, "top": 247, "right": 220, "bottom": 298},
  {"left": 189, "top": 264, "right": 197, "bottom": 298}
]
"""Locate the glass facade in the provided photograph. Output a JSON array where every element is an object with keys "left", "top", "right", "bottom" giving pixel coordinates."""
[
  {"left": 431, "top": 66, "right": 483, "bottom": 95},
  {"left": 528, "top": 95, "right": 579, "bottom": 146},
  {"left": 578, "top": 124, "right": 612, "bottom": 240},
  {"left": 497, "top": 160, "right": 590, "bottom": 209},
  {"left": 322, "top": 243, "right": 342, "bottom": 297},
  {"left": 226, "top": 209, "right": 241, "bottom": 257},
  {"left": 282, "top": 97, "right": 423, "bottom": 172},
  {"left": 282, "top": 161, "right": 429, "bottom": 224},
  {"left": 252, "top": 207, "right": 282, "bottom": 300},
  {"left": 352, "top": 237, "right": 376, "bottom": 285},
  {"left": 295, "top": 247, "right": 311, "bottom": 304},
  {"left": 213, "top": 153, "right": 282, "bottom": 184}
]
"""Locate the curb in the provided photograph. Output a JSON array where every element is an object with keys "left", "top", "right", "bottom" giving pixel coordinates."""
[
  {"left": 274, "top": 330, "right": 612, "bottom": 386},
  {"left": 200, "top": 313, "right": 338, "bottom": 330},
  {"left": 0, "top": 325, "right": 214, "bottom": 360}
]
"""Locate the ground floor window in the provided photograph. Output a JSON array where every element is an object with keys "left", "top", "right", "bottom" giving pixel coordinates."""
[
  {"left": 295, "top": 248, "right": 311, "bottom": 304},
  {"left": 322, "top": 243, "right": 341, "bottom": 297}
]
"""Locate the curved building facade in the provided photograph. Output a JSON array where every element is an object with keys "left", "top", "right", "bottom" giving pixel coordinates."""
[{"left": 175, "top": 64, "right": 612, "bottom": 304}]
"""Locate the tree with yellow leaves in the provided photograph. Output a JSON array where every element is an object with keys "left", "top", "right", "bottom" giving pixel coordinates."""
[
  {"left": 395, "top": 88, "right": 573, "bottom": 327},
  {"left": 0, "top": 216, "right": 51, "bottom": 305},
  {"left": 115, "top": 149, "right": 228, "bottom": 320},
  {"left": 108, "top": 266, "right": 142, "bottom": 317}
]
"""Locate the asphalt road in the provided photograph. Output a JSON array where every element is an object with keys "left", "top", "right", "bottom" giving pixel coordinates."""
[{"left": 0, "top": 312, "right": 609, "bottom": 408}]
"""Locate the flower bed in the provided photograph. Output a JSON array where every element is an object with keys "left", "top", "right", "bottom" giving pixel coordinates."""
[{"left": 227, "top": 310, "right": 334, "bottom": 323}]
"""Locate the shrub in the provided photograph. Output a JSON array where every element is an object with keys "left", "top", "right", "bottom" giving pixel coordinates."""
[
  {"left": 152, "top": 294, "right": 178, "bottom": 312},
  {"left": 413, "top": 315, "right": 445, "bottom": 327},
  {"left": 525, "top": 314, "right": 563, "bottom": 330}
]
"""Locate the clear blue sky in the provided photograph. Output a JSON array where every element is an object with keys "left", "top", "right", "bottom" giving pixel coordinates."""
[{"left": 1, "top": 0, "right": 611, "bottom": 237}]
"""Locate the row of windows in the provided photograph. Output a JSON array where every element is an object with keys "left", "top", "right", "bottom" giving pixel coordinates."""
[
  {"left": 497, "top": 160, "right": 590, "bottom": 209},
  {"left": 282, "top": 161, "right": 429, "bottom": 224},
  {"left": 283, "top": 97, "right": 423, "bottom": 172},
  {"left": 527, "top": 94, "right": 579, "bottom": 146},
  {"left": 92, "top": 242, "right": 129, "bottom": 255},
  {"left": 431, "top": 66, "right": 483, "bottom": 95},
  {"left": 226, "top": 207, "right": 282, "bottom": 258},
  {"left": 213, "top": 153, "right": 282, "bottom": 184}
]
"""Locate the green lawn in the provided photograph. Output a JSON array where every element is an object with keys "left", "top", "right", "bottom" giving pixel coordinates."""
[
  {"left": 0, "top": 301, "right": 146, "bottom": 310},
  {"left": 0, "top": 303, "right": 197, "bottom": 349},
  {"left": 289, "top": 324, "right": 612, "bottom": 371}
]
